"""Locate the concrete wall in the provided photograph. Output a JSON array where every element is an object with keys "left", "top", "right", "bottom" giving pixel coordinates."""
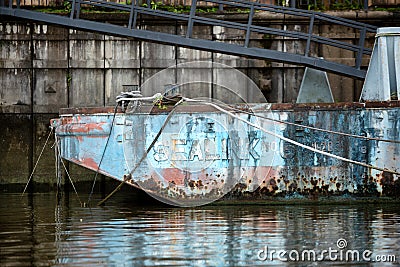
[{"left": 0, "top": 12, "right": 394, "bottom": 189}]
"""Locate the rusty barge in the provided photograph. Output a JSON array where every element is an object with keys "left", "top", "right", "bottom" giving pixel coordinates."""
[{"left": 51, "top": 28, "right": 400, "bottom": 206}]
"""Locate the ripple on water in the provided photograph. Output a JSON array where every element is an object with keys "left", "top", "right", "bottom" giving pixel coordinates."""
[{"left": 0, "top": 193, "right": 399, "bottom": 266}]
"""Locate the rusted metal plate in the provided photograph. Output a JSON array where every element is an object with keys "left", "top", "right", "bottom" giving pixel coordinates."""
[
  {"left": 53, "top": 102, "right": 400, "bottom": 202},
  {"left": 58, "top": 101, "right": 400, "bottom": 114}
]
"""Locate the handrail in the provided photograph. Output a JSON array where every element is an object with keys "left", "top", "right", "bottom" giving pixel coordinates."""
[{"left": 0, "top": 0, "right": 377, "bottom": 79}]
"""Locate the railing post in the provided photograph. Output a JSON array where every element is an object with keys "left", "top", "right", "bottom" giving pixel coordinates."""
[
  {"left": 75, "top": 0, "right": 81, "bottom": 19},
  {"left": 70, "top": 0, "right": 81, "bottom": 19},
  {"left": 128, "top": 0, "right": 139, "bottom": 29},
  {"left": 363, "top": 0, "right": 368, "bottom": 11},
  {"left": 244, "top": 3, "right": 255, "bottom": 48},
  {"left": 186, "top": 0, "right": 197, "bottom": 38},
  {"left": 356, "top": 27, "right": 366, "bottom": 69},
  {"left": 70, "top": 0, "right": 76, "bottom": 19},
  {"left": 74, "top": 0, "right": 81, "bottom": 19},
  {"left": 305, "top": 13, "right": 314, "bottom": 57}
]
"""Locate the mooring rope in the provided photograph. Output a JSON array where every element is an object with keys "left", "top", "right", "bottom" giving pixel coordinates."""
[
  {"left": 55, "top": 136, "right": 83, "bottom": 207},
  {"left": 87, "top": 104, "right": 119, "bottom": 206},
  {"left": 217, "top": 102, "right": 400, "bottom": 144},
  {"left": 21, "top": 127, "right": 54, "bottom": 197},
  {"left": 55, "top": 134, "right": 61, "bottom": 196},
  {"left": 93, "top": 93, "right": 166, "bottom": 205},
  {"left": 63, "top": 92, "right": 398, "bottom": 205},
  {"left": 96, "top": 98, "right": 184, "bottom": 206},
  {"left": 182, "top": 97, "right": 400, "bottom": 176},
  {"left": 116, "top": 92, "right": 163, "bottom": 103}
]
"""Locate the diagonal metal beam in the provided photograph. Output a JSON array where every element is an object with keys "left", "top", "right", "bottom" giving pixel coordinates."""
[{"left": 0, "top": 6, "right": 369, "bottom": 79}]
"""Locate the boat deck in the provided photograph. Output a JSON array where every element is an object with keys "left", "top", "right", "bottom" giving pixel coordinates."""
[{"left": 59, "top": 101, "right": 400, "bottom": 115}]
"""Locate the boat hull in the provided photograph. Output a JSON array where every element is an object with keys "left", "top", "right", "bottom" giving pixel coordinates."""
[{"left": 52, "top": 102, "right": 400, "bottom": 204}]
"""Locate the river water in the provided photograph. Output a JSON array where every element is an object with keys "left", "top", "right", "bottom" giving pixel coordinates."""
[{"left": 0, "top": 192, "right": 399, "bottom": 266}]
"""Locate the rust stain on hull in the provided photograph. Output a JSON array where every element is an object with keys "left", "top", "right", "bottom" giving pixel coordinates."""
[{"left": 53, "top": 102, "right": 400, "bottom": 202}]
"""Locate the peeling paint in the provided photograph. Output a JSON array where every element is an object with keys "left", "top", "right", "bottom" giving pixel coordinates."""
[{"left": 54, "top": 101, "right": 400, "bottom": 201}]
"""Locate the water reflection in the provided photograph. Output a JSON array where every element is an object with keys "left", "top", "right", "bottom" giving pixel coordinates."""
[{"left": 0, "top": 192, "right": 399, "bottom": 266}]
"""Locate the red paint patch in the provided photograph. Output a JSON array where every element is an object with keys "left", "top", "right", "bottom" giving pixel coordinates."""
[
  {"left": 69, "top": 122, "right": 107, "bottom": 134},
  {"left": 159, "top": 168, "right": 186, "bottom": 185}
]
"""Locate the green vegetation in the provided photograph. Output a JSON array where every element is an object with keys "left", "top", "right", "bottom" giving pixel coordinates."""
[
  {"left": 375, "top": 7, "right": 400, "bottom": 11},
  {"left": 139, "top": 2, "right": 221, "bottom": 13},
  {"left": 30, "top": 0, "right": 400, "bottom": 14},
  {"left": 330, "top": 0, "right": 363, "bottom": 11},
  {"left": 34, "top": 1, "right": 219, "bottom": 14},
  {"left": 149, "top": 2, "right": 191, "bottom": 13},
  {"left": 63, "top": 0, "right": 71, "bottom": 12}
]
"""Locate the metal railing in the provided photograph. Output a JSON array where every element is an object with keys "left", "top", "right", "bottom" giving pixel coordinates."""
[
  {"left": 4, "top": 0, "right": 400, "bottom": 10},
  {"left": 1, "top": 0, "right": 377, "bottom": 78}
]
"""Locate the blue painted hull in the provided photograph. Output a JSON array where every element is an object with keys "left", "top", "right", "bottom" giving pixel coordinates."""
[{"left": 51, "top": 102, "right": 400, "bottom": 203}]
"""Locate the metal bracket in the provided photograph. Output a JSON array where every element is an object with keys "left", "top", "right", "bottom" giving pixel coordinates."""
[
  {"left": 296, "top": 67, "right": 333, "bottom": 103},
  {"left": 360, "top": 27, "right": 400, "bottom": 102}
]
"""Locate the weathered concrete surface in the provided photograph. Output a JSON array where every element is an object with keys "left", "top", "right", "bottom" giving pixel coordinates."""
[
  {"left": 0, "top": 113, "right": 31, "bottom": 186},
  {"left": 0, "top": 111, "right": 98, "bottom": 192},
  {"left": 0, "top": 11, "right": 399, "bottom": 190},
  {"left": 0, "top": 14, "right": 381, "bottom": 108}
]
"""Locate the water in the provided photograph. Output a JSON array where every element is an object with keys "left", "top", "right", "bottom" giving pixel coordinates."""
[{"left": 1, "top": 192, "right": 399, "bottom": 266}]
